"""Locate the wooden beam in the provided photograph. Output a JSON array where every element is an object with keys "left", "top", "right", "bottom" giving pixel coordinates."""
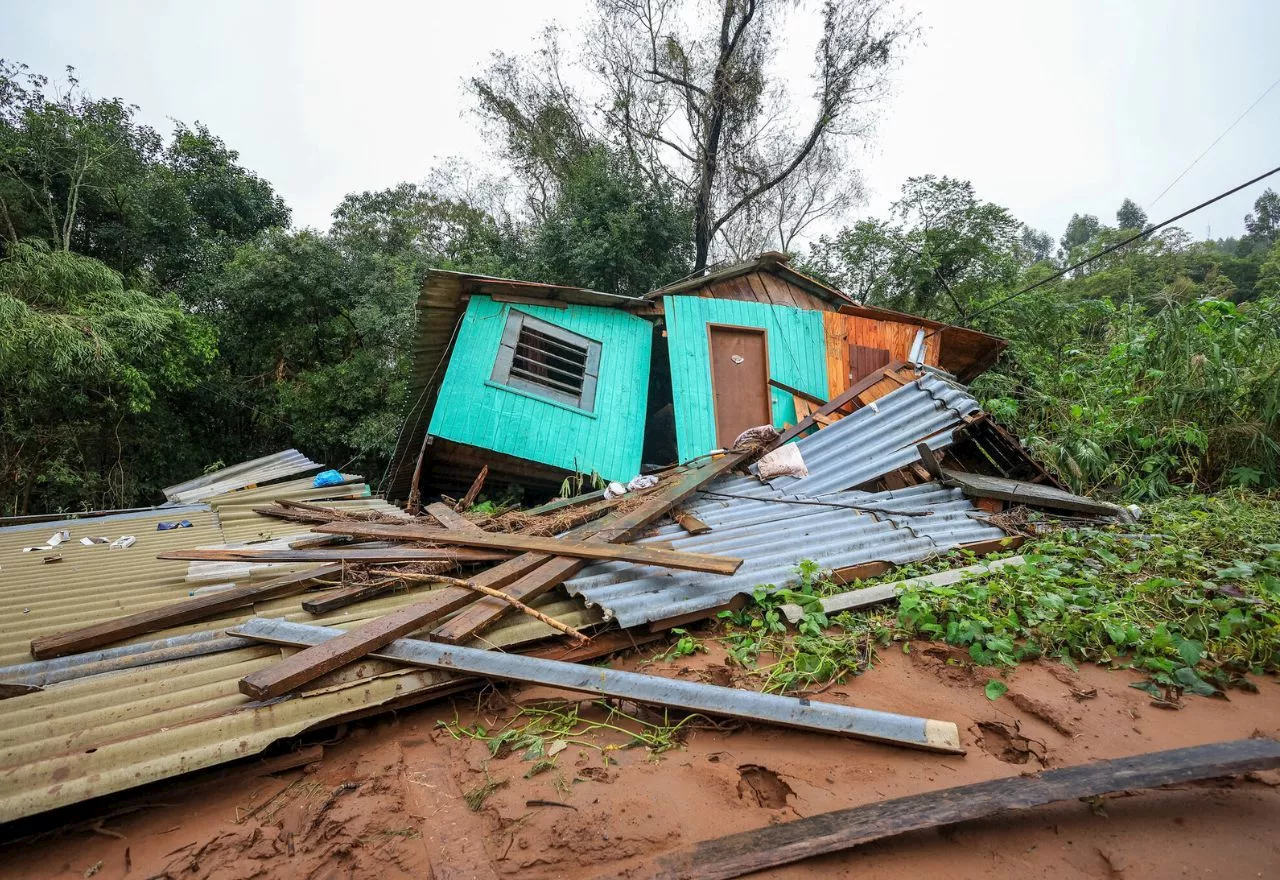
[
  {"left": 673, "top": 509, "right": 711, "bottom": 536},
  {"left": 456, "top": 466, "right": 488, "bottom": 511},
  {"left": 430, "top": 452, "right": 753, "bottom": 644},
  {"left": 310, "top": 523, "right": 743, "bottom": 575},
  {"left": 302, "top": 581, "right": 404, "bottom": 614},
  {"left": 642, "top": 738, "right": 1280, "bottom": 880},
  {"left": 767, "top": 378, "right": 826, "bottom": 407},
  {"left": 158, "top": 547, "right": 511, "bottom": 563},
  {"left": 775, "top": 361, "right": 911, "bottom": 446},
  {"left": 523, "top": 488, "right": 608, "bottom": 516},
  {"left": 240, "top": 454, "right": 753, "bottom": 696},
  {"left": 30, "top": 565, "right": 342, "bottom": 660},
  {"left": 424, "top": 501, "right": 480, "bottom": 530}
]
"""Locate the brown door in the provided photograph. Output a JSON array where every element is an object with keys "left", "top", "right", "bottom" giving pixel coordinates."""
[
  {"left": 708, "top": 325, "right": 771, "bottom": 448},
  {"left": 848, "top": 343, "right": 890, "bottom": 385}
]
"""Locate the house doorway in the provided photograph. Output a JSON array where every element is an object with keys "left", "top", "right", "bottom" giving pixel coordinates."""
[{"left": 708, "top": 324, "right": 771, "bottom": 448}]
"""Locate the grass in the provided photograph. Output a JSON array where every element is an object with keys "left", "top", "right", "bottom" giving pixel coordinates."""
[
  {"left": 438, "top": 698, "right": 706, "bottom": 772},
  {"left": 704, "top": 491, "right": 1280, "bottom": 701}
]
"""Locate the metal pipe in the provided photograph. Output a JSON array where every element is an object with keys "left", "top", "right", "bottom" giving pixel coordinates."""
[{"left": 229, "top": 618, "right": 964, "bottom": 754}]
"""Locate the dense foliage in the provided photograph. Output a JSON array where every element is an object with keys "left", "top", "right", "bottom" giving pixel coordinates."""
[{"left": 2, "top": 45, "right": 1279, "bottom": 515}]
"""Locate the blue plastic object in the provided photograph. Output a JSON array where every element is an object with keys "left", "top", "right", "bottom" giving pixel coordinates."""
[{"left": 312, "top": 469, "right": 343, "bottom": 488}]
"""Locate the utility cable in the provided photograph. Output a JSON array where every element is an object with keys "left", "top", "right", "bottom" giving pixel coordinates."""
[
  {"left": 1148, "top": 71, "right": 1280, "bottom": 210},
  {"left": 929, "top": 164, "right": 1280, "bottom": 334}
]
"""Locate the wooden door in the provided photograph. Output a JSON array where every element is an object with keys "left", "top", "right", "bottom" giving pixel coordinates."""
[
  {"left": 848, "top": 343, "right": 890, "bottom": 385},
  {"left": 708, "top": 325, "right": 771, "bottom": 448}
]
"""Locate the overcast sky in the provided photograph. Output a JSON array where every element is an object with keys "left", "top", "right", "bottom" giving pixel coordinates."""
[{"left": 6, "top": 0, "right": 1279, "bottom": 246}]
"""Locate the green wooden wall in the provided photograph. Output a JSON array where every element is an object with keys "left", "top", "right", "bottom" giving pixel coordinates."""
[
  {"left": 428, "top": 296, "right": 652, "bottom": 481},
  {"left": 664, "top": 295, "right": 827, "bottom": 461}
]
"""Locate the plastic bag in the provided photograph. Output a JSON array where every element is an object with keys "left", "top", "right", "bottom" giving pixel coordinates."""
[
  {"left": 603, "top": 481, "right": 629, "bottom": 500},
  {"left": 312, "top": 469, "right": 343, "bottom": 488},
  {"left": 626, "top": 474, "right": 659, "bottom": 492}
]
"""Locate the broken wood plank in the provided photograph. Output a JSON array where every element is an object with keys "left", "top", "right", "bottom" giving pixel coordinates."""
[
  {"left": 779, "top": 556, "right": 1026, "bottom": 623},
  {"left": 640, "top": 738, "right": 1280, "bottom": 880},
  {"left": 236, "top": 551, "right": 554, "bottom": 700},
  {"left": 456, "top": 465, "right": 488, "bottom": 511},
  {"left": 424, "top": 502, "right": 478, "bottom": 530},
  {"left": 768, "top": 378, "right": 826, "bottom": 407},
  {"left": 241, "top": 454, "right": 754, "bottom": 698},
  {"left": 231, "top": 618, "right": 963, "bottom": 753},
  {"left": 673, "top": 509, "right": 711, "bottom": 536},
  {"left": 430, "top": 452, "right": 752, "bottom": 644},
  {"left": 30, "top": 565, "right": 342, "bottom": 660},
  {"left": 776, "top": 361, "right": 911, "bottom": 446},
  {"left": 311, "top": 522, "right": 742, "bottom": 574},
  {"left": 158, "top": 547, "right": 511, "bottom": 563},
  {"left": 302, "top": 581, "right": 404, "bottom": 614},
  {"left": 523, "top": 488, "right": 609, "bottom": 516}
]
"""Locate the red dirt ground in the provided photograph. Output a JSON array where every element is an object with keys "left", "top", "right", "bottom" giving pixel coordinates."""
[{"left": 3, "top": 636, "right": 1280, "bottom": 880}]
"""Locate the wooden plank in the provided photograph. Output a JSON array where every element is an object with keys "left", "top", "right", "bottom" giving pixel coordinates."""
[
  {"left": 302, "top": 582, "right": 402, "bottom": 614},
  {"left": 158, "top": 547, "right": 511, "bottom": 563},
  {"left": 641, "top": 738, "right": 1280, "bottom": 880},
  {"left": 523, "top": 488, "right": 608, "bottom": 516},
  {"left": 673, "top": 509, "right": 712, "bottom": 536},
  {"left": 237, "top": 551, "right": 552, "bottom": 700},
  {"left": 488, "top": 292, "right": 568, "bottom": 309},
  {"left": 779, "top": 556, "right": 1026, "bottom": 623},
  {"left": 424, "top": 501, "right": 480, "bottom": 530},
  {"left": 456, "top": 466, "right": 488, "bottom": 511},
  {"left": 775, "top": 361, "right": 911, "bottom": 446},
  {"left": 29, "top": 565, "right": 342, "bottom": 660},
  {"left": 431, "top": 453, "right": 751, "bottom": 644},
  {"left": 311, "top": 523, "right": 743, "bottom": 575},
  {"left": 768, "top": 378, "right": 826, "bottom": 407}
]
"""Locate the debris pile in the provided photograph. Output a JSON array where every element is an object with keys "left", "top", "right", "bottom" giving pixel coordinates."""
[{"left": 0, "top": 365, "right": 1145, "bottom": 853}]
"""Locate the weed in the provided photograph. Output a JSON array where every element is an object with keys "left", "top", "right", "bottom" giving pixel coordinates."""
[
  {"left": 648, "top": 628, "right": 707, "bottom": 663},
  {"left": 879, "top": 492, "right": 1280, "bottom": 697},
  {"left": 463, "top": 770, "right": 507, "bottom": 811}
]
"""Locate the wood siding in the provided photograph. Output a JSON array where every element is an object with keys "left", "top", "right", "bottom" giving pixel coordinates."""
[
  {"left": 428, "top": 296, "right": 651, "bottom": 481},
  {"left": 695, "top": 269, "right": 836, "bottom": 312},
  {"left": 821, "top": 311, "right": 941, "bottom": 400},
  {"left": 665, "top": 296, "right": 827, "bottom": 461}
]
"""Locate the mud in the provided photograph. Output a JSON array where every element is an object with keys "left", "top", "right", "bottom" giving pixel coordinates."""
[{"left": 4, "top": 637, "right": 1280, "bottom": 879}]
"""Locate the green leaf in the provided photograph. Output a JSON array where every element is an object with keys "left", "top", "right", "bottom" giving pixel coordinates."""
[
  {"left": 1175, "top": 638, "right": 1204, "bottom": 668},
  {"left": 984, "top": 679, "right": 1008, "bottom": 701}
]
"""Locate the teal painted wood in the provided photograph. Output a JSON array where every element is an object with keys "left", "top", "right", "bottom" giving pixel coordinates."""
[
  {"left": 665, "top": 295, "right": 827, "bottom": 461},
  {"left": 428, "top": 296, "right": 652, "bottom": 481}
]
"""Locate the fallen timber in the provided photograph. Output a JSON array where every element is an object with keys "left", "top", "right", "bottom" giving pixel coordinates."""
[
  {"left": 310, "top": 521, "right": 744, "bottom": 574},
  {"left": 638, "top": 737, "right": 1280, "bottom": 880},
  {"left": 239, "top": 453, "right": 752, "bottom": 699},
  {"left": 230, "top": 618, "right": 964, "bottom": 753}
]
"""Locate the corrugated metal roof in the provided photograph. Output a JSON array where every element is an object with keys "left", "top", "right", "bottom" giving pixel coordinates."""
[
  {"left": 161, "top": 449, "right": 322, "bottom": 504},
  {"left": 761, "top": 373, "right": 980, "bottom": 497},
  {"left": 564, "top": 375, "right": 1004, "bottom": 627},
  {"left": 566, "top": 482, "right": 1004, "bottom": 628},
  {"left": 0, "top": 479, "right": 597, "bottom": 823}
]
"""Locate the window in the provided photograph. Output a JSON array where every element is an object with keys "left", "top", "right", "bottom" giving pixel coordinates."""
[{"left": 491, "top": 311, "right": 601, "bottom": 411}]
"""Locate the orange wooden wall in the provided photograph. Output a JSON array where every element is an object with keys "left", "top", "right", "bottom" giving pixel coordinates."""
[{"left": 822, "top": 312, "right": 941, "bottom": 399}]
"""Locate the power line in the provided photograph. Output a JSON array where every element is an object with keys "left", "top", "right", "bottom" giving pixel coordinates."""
[
  {"left": 936, "top": 164, "right": 1280, "bottom": 332},
  {"left": 1148, "top": 71, "right": 1280, "bottom": 210}
]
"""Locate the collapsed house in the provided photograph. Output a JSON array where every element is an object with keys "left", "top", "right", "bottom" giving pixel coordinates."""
[
  {"left": 0, "top": 260, "right": 1124, "bottom": 832},
  {"left": 385, "top": 251, "right": 1008, "bottom": 498}
]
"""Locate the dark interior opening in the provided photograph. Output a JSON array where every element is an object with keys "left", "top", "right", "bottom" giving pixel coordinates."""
[{"left": 641, "top": 323, "right": 678, "bottom": 469}]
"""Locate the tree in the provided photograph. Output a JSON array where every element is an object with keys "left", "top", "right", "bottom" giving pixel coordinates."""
[
  {"left": 0, "top": 242, "right": 214, "bottom": 513},
  {"left": 1116, "top": 197, "right": 1147, "bottom": 231},
  {"left": 526, "top": 147, "right": 693, "bottom": 296},
  {"left": 472, "top": 0, "right": 914, "bottom": 270},
  {"left": 1059, "top": 213, "right": 1102, "bottom": 259},
  {"left": 1019, "top": 225, "right": 1054, "bottom": 264},
  {"left": 1245, "top": 188, "right": 1280, "bottom": 244},
  {"left": 805, "top": 176, "right": 1021, "bottom": 318}
]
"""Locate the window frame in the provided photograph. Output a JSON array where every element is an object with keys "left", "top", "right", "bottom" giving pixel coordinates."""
[{"left": 490, "top": 310, "right": 602, "bottom": 412}]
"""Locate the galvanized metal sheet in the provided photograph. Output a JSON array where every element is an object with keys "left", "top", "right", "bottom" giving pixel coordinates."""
[
  {"left": 231, "top": 618, "right": 964, "bottom": 753},
  {"left": 162, "top": 449, "right": 323, "bottom": 504}
]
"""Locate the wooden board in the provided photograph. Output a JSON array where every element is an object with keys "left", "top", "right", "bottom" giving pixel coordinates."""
[
  {"left": 310, "top": 522, "right": 743, "bottom": 575},
  {"left": 431, "top": 453, "right": 753, "bottom": 645},
  {"left": 640, "top": 738, "right": 1280, "bottom": 880},
  {"left": 708, "top": 324, "right": 771, "bottom": 448},
  {"left": 848, "top": 343, "right": 891, "bottom": 385},
  {"left": 158, "top": 547, "right": 511, "bottom": 563},
  {"left": 29, "top": 564, "right": 342, "bottom": 660}
]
